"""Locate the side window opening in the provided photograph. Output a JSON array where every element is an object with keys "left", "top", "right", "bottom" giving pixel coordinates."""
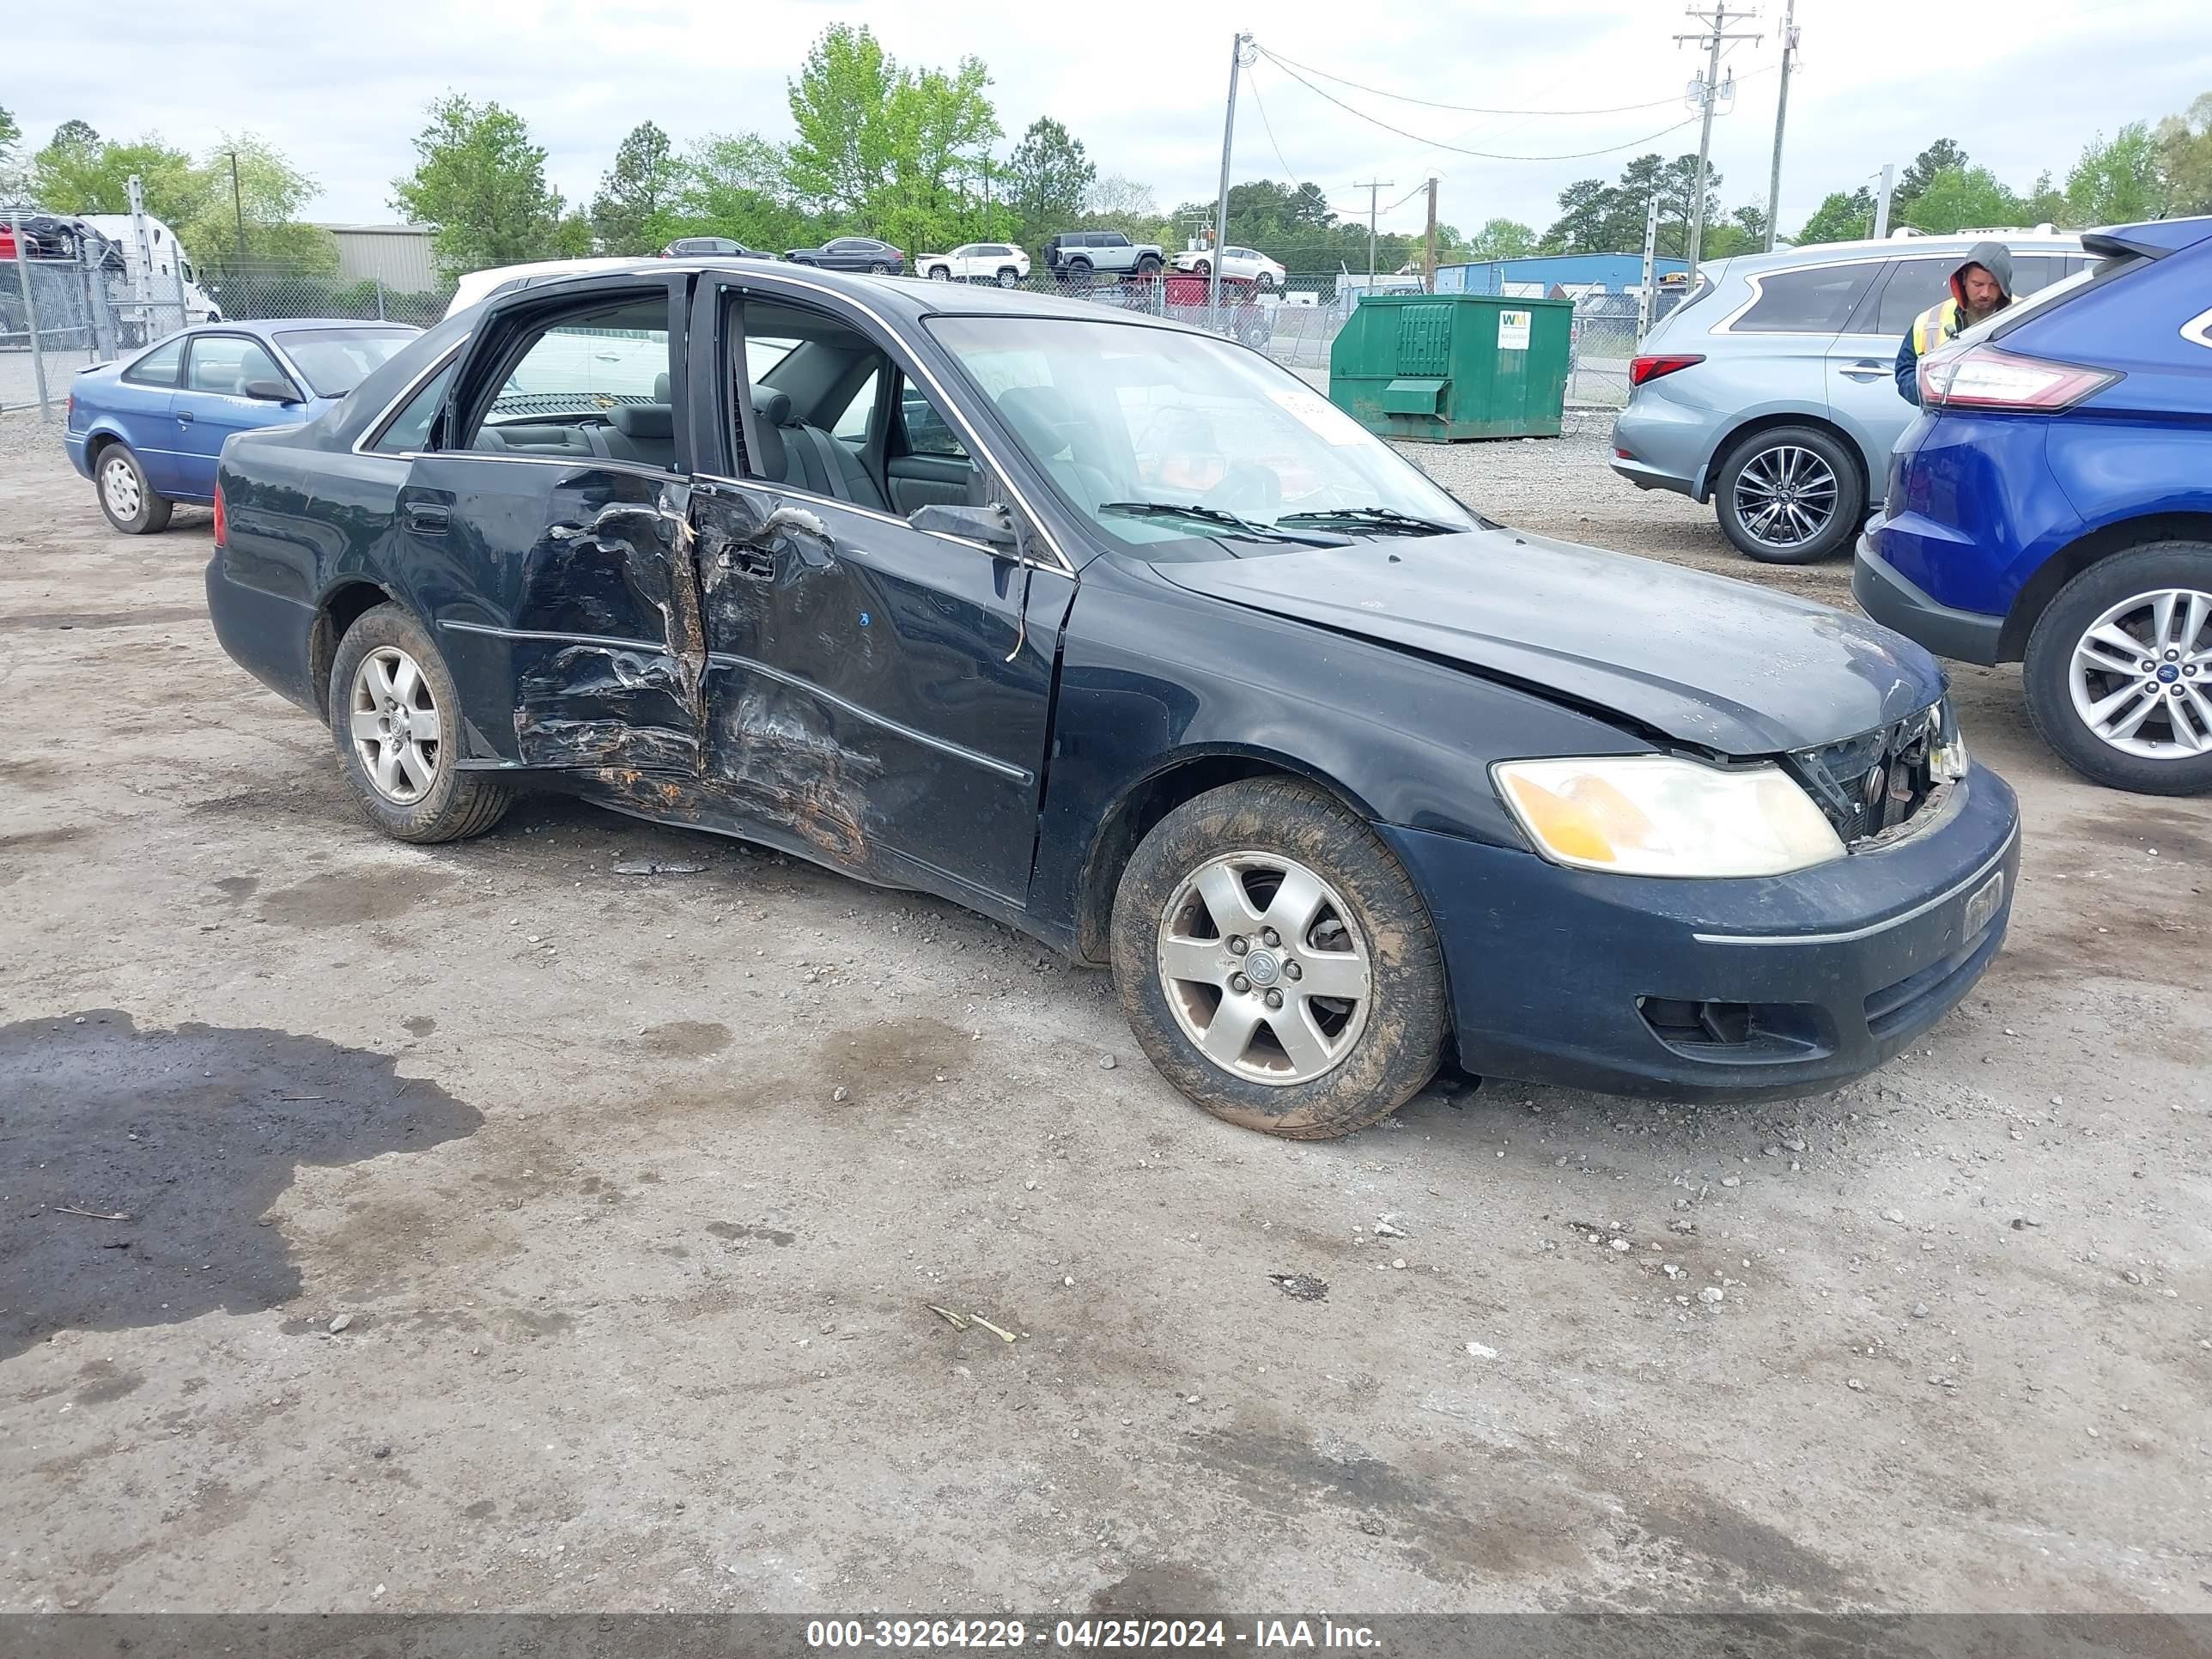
[
  {"left": 732, "top": 297, "right": 975, "bottom": 517},
  {"left": 371, "top": 360, "right": 458, "bottom": 454},
  {"left": 124, "top": 337, "right": 185, "bottom": 387},
  {"left": 1733, "top": 263, "right": 1880, "bottom": 334},
  {"left": 458, "top": 290, "right": 675, "bottom": 471},
  {"left": 185, "top": 335, "right": 287, "bottom": 395}
]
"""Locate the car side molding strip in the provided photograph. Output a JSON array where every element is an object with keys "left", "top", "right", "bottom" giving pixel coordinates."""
[{"left": 705, "top": 650, "right": 1036, "bottom": 786}]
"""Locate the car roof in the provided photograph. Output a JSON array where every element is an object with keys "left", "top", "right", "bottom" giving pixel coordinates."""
[
  {"left": 515, "top": 259, "right": 1198, "bottom": 333},
  {"left": 1715, "top": 231, "right": 2085, "bottom": 276}
]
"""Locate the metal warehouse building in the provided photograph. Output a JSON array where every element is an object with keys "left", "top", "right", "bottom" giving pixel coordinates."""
[
  {"left": 315, "top": 224, "right": 440, "bottom": 292},
  {"left": 1436, "top": 252, "right": 1690, "bottom": 297}
]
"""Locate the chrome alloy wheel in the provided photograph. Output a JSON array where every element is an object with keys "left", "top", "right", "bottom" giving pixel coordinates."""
[
  {"left": 349, "top": 646, "right": 443, "bottom": 804},
  {"left": 1156, "top": 851, "right": 1373, "bottom": 1085},
  {"left": 2068, "top": 586, "right": 2212, "bottom": 760},
  {"left": 100, "top": 454, "right": 142, "bottom": 521},
  {"left": 1734, "top": 444, "right": 1838, "bottom": 549}
]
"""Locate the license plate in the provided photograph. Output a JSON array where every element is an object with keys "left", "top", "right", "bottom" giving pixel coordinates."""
[{"left": 1962, "top": 871, "right": 2005, "bottom": 942}]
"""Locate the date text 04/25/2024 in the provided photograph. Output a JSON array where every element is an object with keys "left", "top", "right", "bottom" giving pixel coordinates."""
[{"left": 804, "top": 1620, "right": 1382, "bottom": 1650}]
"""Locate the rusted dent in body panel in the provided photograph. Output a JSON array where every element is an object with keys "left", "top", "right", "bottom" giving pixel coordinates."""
[
  {"left": 514, "top": 645, "right": 701, "bottom": 771},
  {"left": 506, "top": 482, "right": 709, "bottom": 772},
  {"left": 704, "top": 680, "right": 882, "bottom": 864}
]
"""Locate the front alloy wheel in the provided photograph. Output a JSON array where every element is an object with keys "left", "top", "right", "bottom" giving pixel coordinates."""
[
  {"left": 1158, "top": 852, "right": 1372, "bottom": 1084},
  {"left": 1110, "top": 778, "right": 1446, "bottom": 1138}
]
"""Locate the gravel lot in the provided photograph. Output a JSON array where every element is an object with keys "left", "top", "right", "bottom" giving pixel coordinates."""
[{"left": 1, "top": 404, "right": 2207, "bottom": 1617}]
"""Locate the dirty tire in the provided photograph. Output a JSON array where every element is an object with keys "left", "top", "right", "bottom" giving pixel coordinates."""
[
  {"left": 1110, "top": 779, "right": 1445, "bottom": 1139},
  {"left": 2021, "top": 542, "right": 2212, "bottom": 796},
  {"left": 94, "top": 443, "right": 173, "bottom": 535},
  {"left": 1714, "top": 423, "right": 1862, "bottom": 565},
  {"left": 327, "top": 603, "right": 514, "bottom": 843}
]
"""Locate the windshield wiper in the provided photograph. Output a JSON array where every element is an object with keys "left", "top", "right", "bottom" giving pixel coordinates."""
[
  {"left": 1274, "top": 506, "right": 1464, "bottom": 536},
  {"left": 1097, "top": 501, "right": 1348, "bottom": 547}
]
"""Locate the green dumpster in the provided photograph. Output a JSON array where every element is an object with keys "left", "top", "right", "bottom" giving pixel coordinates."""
[{"left": 1328, "top": 292, "right": 1573, "bottom": 441}]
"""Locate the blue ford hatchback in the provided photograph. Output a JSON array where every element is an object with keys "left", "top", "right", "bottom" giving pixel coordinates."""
[
  {"left": 64, "top": 319, "right": 417, "bottom": 534},
  {"left": 1855, "top": 216, "right": 2212, "bottom": 795}
]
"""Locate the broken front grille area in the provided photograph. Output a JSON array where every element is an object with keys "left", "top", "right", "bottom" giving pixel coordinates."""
[{"left": 1789, "top": 700, "right": 1958, "bottom": 848}]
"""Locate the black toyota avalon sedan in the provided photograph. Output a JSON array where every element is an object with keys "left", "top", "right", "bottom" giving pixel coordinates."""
[{"left": 202, "top": 257, "right": 2018, "bottom": 1138}]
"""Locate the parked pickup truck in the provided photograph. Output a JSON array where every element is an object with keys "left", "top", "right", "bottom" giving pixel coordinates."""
[{"left": 1043, "top": 231, "right": 1164, "bottom": 284}]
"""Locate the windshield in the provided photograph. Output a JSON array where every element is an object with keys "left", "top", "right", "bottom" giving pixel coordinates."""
[
  {"left": 926, "top": 314, "right": 1477, "bottom": 557},
  {"left": 275, "top": 327, "right": 418, "bottom": 397}
]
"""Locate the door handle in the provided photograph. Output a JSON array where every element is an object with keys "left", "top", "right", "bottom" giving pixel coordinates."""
[
  {"left": 1840, "top": 361, "right": 1891, "bottom": 379},
  {"left": 405, "top": 503, "right": 452, "bottom": 536},
  {"left": 719, "top": 546, "right": 775, "bottom": 581},
  {"left": 175, "top": 410, "right": 194, "bottom": 425}
]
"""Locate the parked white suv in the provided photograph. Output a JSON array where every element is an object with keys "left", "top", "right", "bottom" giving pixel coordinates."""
[
  {"left": 1610, "top": 229, "right": 2089, "bottom": 562},
  {"left": 918, "top": 244, "right": 1031, "bottom": 286}
]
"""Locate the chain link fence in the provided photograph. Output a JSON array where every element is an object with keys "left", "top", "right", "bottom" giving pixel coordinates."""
[
  {"left": 2, "top": 253, "right": 457, "bottom": 418},
  {"left": 3, "top": 253, "right": 191, "bottom": 416}
]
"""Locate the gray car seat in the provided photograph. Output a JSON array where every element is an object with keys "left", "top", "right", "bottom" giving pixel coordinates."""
[{"left": 747, "top": 382, "right": 886, "bottom": 511}]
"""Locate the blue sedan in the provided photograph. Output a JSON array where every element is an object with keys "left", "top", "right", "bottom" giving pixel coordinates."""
[{"left": 64, "top": 319, "right": 418, "bottom": 533}]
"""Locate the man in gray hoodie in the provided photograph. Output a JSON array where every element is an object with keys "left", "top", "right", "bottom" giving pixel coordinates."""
[{"left": 1894, "top": 240, "right": 2018, "bottom": 404}]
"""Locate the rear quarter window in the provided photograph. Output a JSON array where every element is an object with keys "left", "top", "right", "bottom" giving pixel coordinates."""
[{"left": 1730, "top": 263, "right": 1881, "bottom": 333}]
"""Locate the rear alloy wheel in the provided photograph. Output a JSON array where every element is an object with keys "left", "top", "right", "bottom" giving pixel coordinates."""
[
  {"left": 1716, "top": 425, "right": 1863, "bottom": 564},
  {"left": 94, "top": 443, "right": 173, "bottom": 534},
  {"left": 996, "top": 267, "right": 1020, "bottom": 289},
  {"left": 869, "top": 261, "right": 891, "bottom": 276},
  {"left": 1256, "top": 271, "right": 1278, "bottom": 291},
  {"left": 2024, "top": 544, "right": 2212, "bottom": 795},
  {"left": 1110, "top": 779, "right": 1446, "bottom": 1139},
  {"left": 329, "top": 603, "right": 514, "bottom": 842}
]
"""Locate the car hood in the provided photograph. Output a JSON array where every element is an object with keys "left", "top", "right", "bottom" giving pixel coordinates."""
[{"left": 1152, "top": 528, "right": 1945, "bottom": 757}]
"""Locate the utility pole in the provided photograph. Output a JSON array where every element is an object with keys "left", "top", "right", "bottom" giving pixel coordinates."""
[
  {"left": 1675, "top": 4, "right": 1760, "bottom": 270},
  {"left": 228, "top": 149, "right": 246, "bottom": 261},
  {"left": 1209, "top": 31, "right": 1255, "bottom": 331},
  {"left": 1873, "top": 162, "right": 1896, "bottom": 239},
  {"left": 1762, "top": 0, "right": 1797, "bottom": 250},
  {"left": 1355, "top": 178, "right": 1394, "bottom": 286},
  {"left": 1422, "top": 177, "right": 1438, "bottom": 292},
  {"left": 1638, "top": 192, "right": 1660, "bottom": 338}
]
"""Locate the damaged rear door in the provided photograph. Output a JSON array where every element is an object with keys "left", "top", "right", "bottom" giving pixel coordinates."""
[{"left": 403, "top": 278, "right": 706, "bottom": 775}]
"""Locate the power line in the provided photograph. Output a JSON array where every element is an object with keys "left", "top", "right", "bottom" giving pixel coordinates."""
[
  {"left": 1244, "top": 67, "right": 1335, "bottom": 214},
  {"left": 1259, "top": 45, "right": 1692, "bottom": 118},
  {"left": 1262, "top": 52, "right": 1708, "bottom": 162}
]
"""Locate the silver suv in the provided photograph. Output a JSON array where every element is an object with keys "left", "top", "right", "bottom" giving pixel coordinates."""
[{"left": 1611, "top": 231, "right": 2090, "bottom": 563}]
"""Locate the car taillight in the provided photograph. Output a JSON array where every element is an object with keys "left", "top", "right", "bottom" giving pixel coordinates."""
[
  {"left": 213, "top": 482, "right": 228, "bottom": 548},
  {"left": 1920, "top": 344, "right": 2120, "bottom": 411},
  {"left": 1628, "top": 353, "right": 1704, "bottom": 387}
]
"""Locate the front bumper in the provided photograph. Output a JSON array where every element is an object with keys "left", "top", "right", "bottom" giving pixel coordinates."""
[
  {"left": 1855, "top": 527, "right": 2004, "bottom": 666},
  {"left": 1381, "top": 762, "right": 2020, "bottom": 1102}
]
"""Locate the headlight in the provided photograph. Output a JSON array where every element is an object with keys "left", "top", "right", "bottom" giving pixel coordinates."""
[
  {"left": 1928, "top": 702, "right": 1970, "bottom": 782},
  {"left": 1493, "top": 755, "right": 1845, "bottom": 878}
]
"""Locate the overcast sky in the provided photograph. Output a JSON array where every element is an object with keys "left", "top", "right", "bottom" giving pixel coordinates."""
[{"left": 11, "top": 0, "right": 2212, "bottom": 246}]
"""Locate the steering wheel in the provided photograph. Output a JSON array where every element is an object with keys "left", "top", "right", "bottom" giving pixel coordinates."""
[{"left": 1200, "top": 464, "right": 1283, "bottom": 520}]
